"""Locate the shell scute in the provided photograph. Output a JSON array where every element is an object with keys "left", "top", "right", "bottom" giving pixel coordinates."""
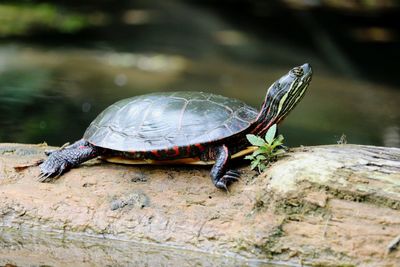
[{"left": 84, "top": 92, "right": 258, "bottom": 151}]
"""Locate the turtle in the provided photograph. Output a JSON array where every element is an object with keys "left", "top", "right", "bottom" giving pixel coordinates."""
[{"left": 39, "top": 63, "right": 312, "bottom": 189}]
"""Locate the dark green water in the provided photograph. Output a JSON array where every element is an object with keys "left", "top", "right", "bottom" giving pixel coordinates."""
[
  {"left": 0, "top": 1, "right": 399, "bottom": 149},
  {"left": 1, "top": 47, "right": 399, "bottom": 148}
]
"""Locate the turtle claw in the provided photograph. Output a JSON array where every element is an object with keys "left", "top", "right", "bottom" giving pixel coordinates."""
[
  {"left": 215, "top": 170, "right": 241, "bottom": 191},
  {"left": 38, "top": 168, "right": 64, "bottom": 182},
  {"left": 38, "top": 171, "right": 53, "bottom": 182},
  {"left": 225, "top": 170, "right": 241, "bottom": 178},
  {"left": 215, "top": 180, "right": 230, "bottom": 192},
  {"left": 38, "top": 153, "right": 69, "bottom": 182}
]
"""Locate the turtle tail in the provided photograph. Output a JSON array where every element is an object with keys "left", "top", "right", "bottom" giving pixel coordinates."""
[{"left": 39, "top": 139, "right": 100, "bottom": 182}]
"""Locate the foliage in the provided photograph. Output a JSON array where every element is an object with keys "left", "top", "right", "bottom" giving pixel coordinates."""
[
  {"left": 0, "top": 3, "right": 88, "bottom": 37},
  {"left": 244, "top": 124, "right": 286, "bottom": 173}
]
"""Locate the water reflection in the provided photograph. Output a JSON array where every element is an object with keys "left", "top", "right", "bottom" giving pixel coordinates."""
[
  {"left": 0, "top": 228, "right": 284, "bottom": 267},
  {"left": 0, "top": 44, "right": 398, "bottom": 147},
  {"left": 0, "top": 0, "right": 399, "bottom": 148}
]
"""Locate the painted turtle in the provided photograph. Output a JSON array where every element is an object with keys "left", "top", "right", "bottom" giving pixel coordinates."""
[{"left": 39, "top": 63, "right": 312, "bottom": 189}]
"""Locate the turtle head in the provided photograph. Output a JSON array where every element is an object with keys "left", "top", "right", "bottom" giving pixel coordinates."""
[{"left": 254, "top": 63, "right": 312, "bottom": 135}]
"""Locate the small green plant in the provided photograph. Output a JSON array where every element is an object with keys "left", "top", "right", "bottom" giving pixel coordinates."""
[{"left": 245, "top": 124, "right": 286, "bottom": 173}]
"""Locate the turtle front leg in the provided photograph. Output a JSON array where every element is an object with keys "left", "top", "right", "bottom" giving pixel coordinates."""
[
  {"left": 39, "top": 139, "right": 100, "bottom": 182},
  {"left": 45, "top": 139, "right": 89, "bottom": 156},
  {"left": 210, "top": 145, "right": 241, "bottom": 190}
]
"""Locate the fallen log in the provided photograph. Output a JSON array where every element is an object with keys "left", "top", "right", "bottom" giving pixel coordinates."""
[{"left": 0, "top": 143, "right": 399, "bottom": 266}]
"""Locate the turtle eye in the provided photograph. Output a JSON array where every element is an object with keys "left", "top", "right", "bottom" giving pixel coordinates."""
[{"left": 291, "top": 67, "right": 304, "bottom": 77}]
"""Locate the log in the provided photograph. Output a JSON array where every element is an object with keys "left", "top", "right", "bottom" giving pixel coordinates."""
[{"left": 0, "top": 143, "right": 399, "bottom": 266}]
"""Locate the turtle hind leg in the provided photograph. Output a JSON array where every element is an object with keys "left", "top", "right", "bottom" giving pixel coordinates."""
[
  {"left": 209, "top": 145, "right": 241, "bottom": 190},
  {"left": 39, "top": 140, "right": 100, "bottom": 182}
]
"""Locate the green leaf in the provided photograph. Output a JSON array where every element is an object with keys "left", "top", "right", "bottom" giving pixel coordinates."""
[
  {"left": 270, "top": 136, "right": 284, "bottom": 150},
  {"left": 258, "top": 146, "right": 269, "bottom": 153},
  {"left": 272, "top": 151, "right": 285, "bottom": 158},
  {"left": 244, "top": 155, "right": 254, "bottom": 160},
  {"left": 276, "top": 134, "right": 284, "bottom": 142},
  {"left": 272, "top": 135, "right": 284, "bottom": 146},
  {"left": 256, "top": 155, "right": 267, "bottom": 160},
  {"left": 258, "top": 163, "right": 267, "bottom": 172},
  {"left": 246, "top": 134, "right": 266, "bottom": 146},
  {"left": 252, "top": 149, "right": 267, "bottom": 157},
  {"left": 265, "top": 124, "right": 277, "bottom": 144},
  {"left": 271, "top": 141, "right": 283, "bottom": 150},
  {"left": 250, "top": 160, "right": 259, "bottom": 170}
]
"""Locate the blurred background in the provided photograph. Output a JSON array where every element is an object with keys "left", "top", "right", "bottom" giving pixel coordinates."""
[{"left": 0, "top": 0, "right": 399, "bottom": 148}]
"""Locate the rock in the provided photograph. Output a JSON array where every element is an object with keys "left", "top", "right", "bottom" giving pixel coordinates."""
[{"left": 0, "top": 143, "right": 399, "bottom": 266}]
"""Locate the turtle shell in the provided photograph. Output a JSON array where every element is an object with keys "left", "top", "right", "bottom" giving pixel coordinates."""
[{"left": 83, "top": 91, "right": 258, "bottom": 152}]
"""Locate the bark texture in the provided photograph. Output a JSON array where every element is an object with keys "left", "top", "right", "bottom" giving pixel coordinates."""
[{"left": 0, "top": 143, "right": 399, "bottom": 266}]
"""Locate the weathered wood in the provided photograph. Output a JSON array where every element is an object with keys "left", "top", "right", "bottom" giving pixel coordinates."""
[{"left": 0, "top": 143, "right": 399, "bottom": 266}]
